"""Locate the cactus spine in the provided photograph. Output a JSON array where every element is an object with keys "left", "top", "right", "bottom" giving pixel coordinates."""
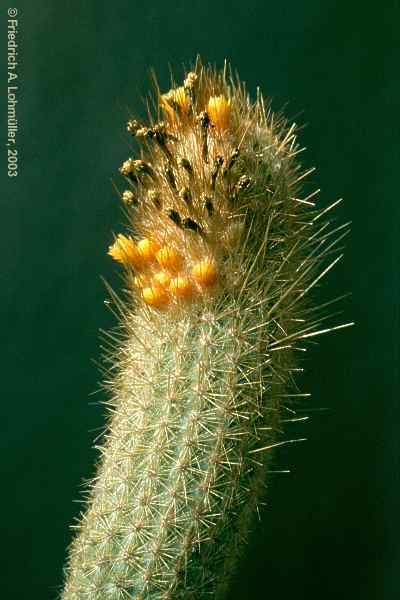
[{"left": 61, "top": 59, "right": 351, "bottom": 600}]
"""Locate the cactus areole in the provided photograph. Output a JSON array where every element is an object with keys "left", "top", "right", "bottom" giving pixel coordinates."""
[{"left": 61, "top": 59, "right": 351, "bottom": 600}]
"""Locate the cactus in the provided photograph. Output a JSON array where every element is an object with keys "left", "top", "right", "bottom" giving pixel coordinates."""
[{"left": 61, "top": 59, "right": 351, "bottom": 600}]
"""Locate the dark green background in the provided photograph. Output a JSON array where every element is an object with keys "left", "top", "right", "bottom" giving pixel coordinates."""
[{"left": 2, "top": 1, "right": 398, "bottom": 598}]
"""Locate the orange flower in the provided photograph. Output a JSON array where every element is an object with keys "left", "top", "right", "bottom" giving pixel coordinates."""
[
  {"left": 142, "top": 286, "right": 170, "bottom": 309},
  {"left": 161, "top": 87, "right": 190, "bottom": 121},
  {"left": 207, "top": 96, "right": 231, "bottom": 131},
  {"left": 192, "top": 259, "right": 218, "bottom": 287},
  {"left": 108, "top": 234, "right": 142, "bottom": 269},
  {"left": 132, "top": 274, "right": 151, "bottom": 288},
  {"left": 169, "top": 276, "right": 194, "bottom": 299},
  {"left": 156, "top": 246, "right": 183, "bottom": 272},
  {"left": 137, "top": 238, "right": 160, "bottom": 262},
  {"left": 152, "top": 271, "right": 172, "bottom": 288}
]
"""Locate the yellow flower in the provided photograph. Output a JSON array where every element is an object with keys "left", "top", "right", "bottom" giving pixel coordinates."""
[
  {"left": 156, "top": 246, "right": 183, "bottom": 272},
  {"left": 132, "top": 274, "right": 151, "bottom": 288},
  {"left": 161, "top": 87, "right": 190, "bottom": 121},
  {"left": 207, "top": 95, "right": 231, "bottom": 131},
  {"left": 142, "top": 286, "right": 170, "bottom": 309},
  {"left": 137, "top": 238, "right": 161, "bottom": 262},
  {"left": 108, "top": 234, "right": 142, "bottom": 269},
  {"left": 169, "top": 276, "right": 194, "bottom": 299},
  {"left": 152, "top": 271, "right": 171, "bottom": 288},
  {"left": 192, "top": 259, "right": 218, "bottom": 287}
]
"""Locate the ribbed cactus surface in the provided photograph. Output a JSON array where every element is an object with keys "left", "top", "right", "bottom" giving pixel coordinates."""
[{"left": 61, "top": 59, "right": 350, "bottom": 600}]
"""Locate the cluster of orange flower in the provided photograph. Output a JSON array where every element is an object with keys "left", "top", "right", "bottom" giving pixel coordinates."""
[
  {"left": 108, "top": 234, "right": 217, "bottom": 309},
  {"left": 161, "top": 84, "right": 231, "bottom": 132},
  {"left": 108, "top": 75, "right": 233, "bottom": 310}
]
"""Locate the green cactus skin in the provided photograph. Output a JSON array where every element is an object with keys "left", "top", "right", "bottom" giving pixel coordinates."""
[{"left": 61, "top": 60, "right": 351, "bottom": 600}]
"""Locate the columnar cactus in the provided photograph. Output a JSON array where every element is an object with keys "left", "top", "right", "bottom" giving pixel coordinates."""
[{"left": 61, "top": 59, "right": 351, "bottom": 600}]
